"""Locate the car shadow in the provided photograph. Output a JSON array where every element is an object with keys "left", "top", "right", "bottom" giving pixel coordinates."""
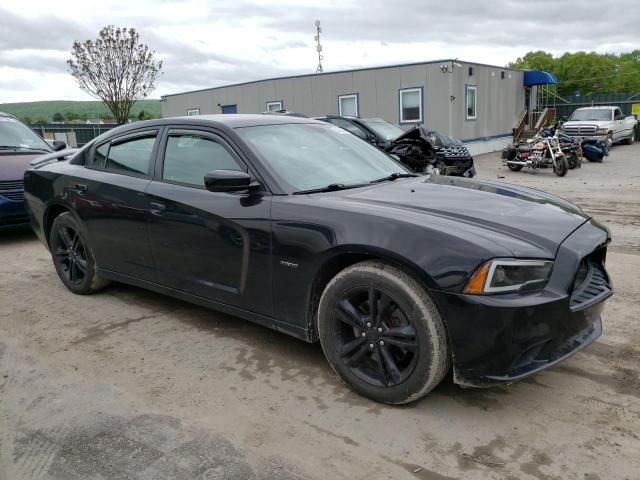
[{"left": 0, "top": 225, "right": 36, "bottom": 245}]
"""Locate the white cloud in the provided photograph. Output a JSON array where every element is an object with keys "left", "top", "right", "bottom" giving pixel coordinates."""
[{"left": 0, "top": 0, "right": 638, "bottom": 102}]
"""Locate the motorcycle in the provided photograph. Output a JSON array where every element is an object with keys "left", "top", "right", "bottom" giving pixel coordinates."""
[{"left": 501, "top": 128, "right": 569, "bottom": 177}]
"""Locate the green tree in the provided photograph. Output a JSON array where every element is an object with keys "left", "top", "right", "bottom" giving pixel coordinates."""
[
  {"left": 67, "top": 26, "right": 163, "bottom": 123},
  {"left": 137, "top": 109, "right": 151, "bottom": 120},
  {"left": 20, "top": 116, "right": 33, "bottom": 125},
  {"left": 52, "top": 112, "right": 64, "bottom": 122},
  {"left": 64, "top": 111, "right": 79, "bottom": 121},
  {"left": 508, "top": 50, "right": 640, "bottom": 96},
  {"left": 34, "top": 116, "right": 48, "bottom": 125}
]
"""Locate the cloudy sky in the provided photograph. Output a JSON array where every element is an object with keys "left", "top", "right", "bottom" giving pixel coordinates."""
[{"left": 1, "top": 0, "right": 638, "bottom": 103}]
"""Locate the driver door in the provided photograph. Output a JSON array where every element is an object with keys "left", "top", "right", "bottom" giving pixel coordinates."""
[{"left": 145, "top": 128, "right": 273, "bottom": 317}]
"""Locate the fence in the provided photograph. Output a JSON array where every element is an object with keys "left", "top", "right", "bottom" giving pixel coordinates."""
[
  {"left": 544, "top": 92, "right": 640, "bottom": 120},
  {"left": 30, "top": 123, "right": 120, "bottom": 147}
]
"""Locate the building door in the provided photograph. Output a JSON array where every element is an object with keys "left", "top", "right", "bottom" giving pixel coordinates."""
[{"left": 221, "top": 104, "right": 237, "bottom": 114}]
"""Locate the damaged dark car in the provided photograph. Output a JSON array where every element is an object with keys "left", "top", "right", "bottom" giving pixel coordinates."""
[
  {"left": 24, "top": 115, "right": 611, "bottom": 404},
  {"left": 317, "top": 115, "right": 476, "bottom": 177}
]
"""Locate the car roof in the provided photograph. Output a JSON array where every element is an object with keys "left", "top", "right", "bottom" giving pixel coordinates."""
[
  {"left": 92, "top": 114, "right": 326, "bottom": 141},
  {"left": 575, "top": 106, "right": 615, "bottom": 110},
  {"left": 172, "top": 114, "right": 319, "bottom": 128}
]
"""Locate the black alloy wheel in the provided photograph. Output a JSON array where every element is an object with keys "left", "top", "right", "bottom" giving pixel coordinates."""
[
  {"left": 49, "top": 212, "right": 110, "bottom": 294},
  {"left": 318, "top": 261, "right": 449, "bottom": 404},
  {"left": 332, "top": 287, "right": 418, "bottom": 387},
  {"left": 54, "top": 225, "right": 88, "bottom": 284}
]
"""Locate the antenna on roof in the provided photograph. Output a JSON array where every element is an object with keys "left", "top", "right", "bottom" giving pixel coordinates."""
[{"left": 314, "top": 20, "right": 324, "bottom": 73}]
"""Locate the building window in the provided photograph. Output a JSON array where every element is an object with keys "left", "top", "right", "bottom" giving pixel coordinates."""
[
  {"left": 466, "top": 85, "right": 477, "bottom": 120},
  {"left": 338, "top": 94, "right": 358, "bottom": 117},
  {"left": 187, "top": 108, "right": 200, "bottom": 116},
  {"left": 399, "top": 88, "right": 423, "bottom": 124},
  {"left": 266, "top": 101, "right": 283, "bottom": 112}
]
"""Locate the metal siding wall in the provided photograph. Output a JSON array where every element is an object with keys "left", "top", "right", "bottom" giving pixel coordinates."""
[
  {"left": 161, "top": 62, "right": 525, "bottom": 152},
  {"left": 353, "top": 70, "right": 377, "bottom": 118},
  {"left": 425, "top": 64, "right": 449, "bottom": 133}
]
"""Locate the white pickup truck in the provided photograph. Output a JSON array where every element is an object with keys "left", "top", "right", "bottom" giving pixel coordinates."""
[{"left": 561, "top": 106, "right": 637, "bottom": 147}]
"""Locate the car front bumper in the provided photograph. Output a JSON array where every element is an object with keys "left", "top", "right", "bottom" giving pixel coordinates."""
[
  {"left": 432, "top": 219, "right": 612, "bottom": 387},
  {"left": 0, "top": 196, "right": 29, "bottom": 230}
]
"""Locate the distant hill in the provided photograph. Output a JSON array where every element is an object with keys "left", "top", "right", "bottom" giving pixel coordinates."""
[{"left": 0, "top": 99, "right": 162, "bottom": 121}]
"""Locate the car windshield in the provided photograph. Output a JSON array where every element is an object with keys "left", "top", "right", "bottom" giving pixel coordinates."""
[
  {"left": 236, "top": 123, "right": 411, "bottom": 192},
  {"left": 569, "top": 109, "right": 612, "bottom": 121},
  {"left": 359, "top": 118, "right": 405, "bottom": 141},
  {"left": 0, "top": 116, "right": 51, "bottom": 152}
]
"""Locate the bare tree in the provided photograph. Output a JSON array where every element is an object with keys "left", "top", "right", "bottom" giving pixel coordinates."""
[{"left": 67, "top": 26, "right": 162, "bottom": 124}]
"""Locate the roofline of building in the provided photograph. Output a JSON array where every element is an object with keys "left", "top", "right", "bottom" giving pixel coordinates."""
[{"left": 160, "top": 58, "right": 523, "bottom": 100}]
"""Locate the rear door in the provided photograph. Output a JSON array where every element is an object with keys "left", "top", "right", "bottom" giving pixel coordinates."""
[
  {"left": 70, "top": 129, "right": 159, "bottom": 280},
  {"left": 145, "top": 127, "right": 273, "bottom": 316}
]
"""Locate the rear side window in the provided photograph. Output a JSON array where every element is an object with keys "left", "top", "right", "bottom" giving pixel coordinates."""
[
  {"left": 105, "top": 135, "right": 156, "bottom": 176},
  {"left": 162, "top": 134, "right": 244, "bottom": 187}
]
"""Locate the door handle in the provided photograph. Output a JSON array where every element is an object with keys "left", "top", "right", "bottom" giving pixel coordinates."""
[
  {"left": 73, "top": 183, "right": 88, "bottom": 194},
  {"left": 150, "top": 202, "right": 166, "bottom": 215}
]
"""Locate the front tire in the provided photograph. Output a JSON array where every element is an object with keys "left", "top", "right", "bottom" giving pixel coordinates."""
[
  {"left": 553, "top": 156, "right": 568, "bottom": 177},
  {"left": 317, "top": 261, "right": 449, "bottom": 404},
  {"left": 49, "top": 212, "right": 110, "bottom": 294}
]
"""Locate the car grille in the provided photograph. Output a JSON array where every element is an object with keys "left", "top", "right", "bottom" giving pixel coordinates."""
[
  {"left": 441, "top": 165, "right": 468, "bottom": 175},
  {"left": 0, "top": 180, "right": 24, "bottom": 202},
  {"left": 563, "top": 125, "right": 597, "bottom": 136},
  {"left": 570, "top": 250, "right": 612, "bottom": 311},
  {"left": 435, "top": 146, "right": 472, "bottom": 159},
  {"left": 0, "top": 180, "right": 23, "bottom": 190},
  {"left": 0, "top": 191, "right": 24, "bottom": 201}
]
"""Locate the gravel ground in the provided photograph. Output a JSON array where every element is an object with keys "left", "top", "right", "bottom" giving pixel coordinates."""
[{"left": 1, "top": 142, "right": 639, "bottom": 480}]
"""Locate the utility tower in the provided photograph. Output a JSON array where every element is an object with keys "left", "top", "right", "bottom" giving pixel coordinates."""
[{"left": 314, "top": 20, "right": 324, "bottom": 73}]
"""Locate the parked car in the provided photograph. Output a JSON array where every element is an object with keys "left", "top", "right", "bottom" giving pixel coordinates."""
[
  {"left": 0, "top": 112, "right": 66, "bottom": 229},
  {"left": 316, "top": 116, "right": 475, "bottom": 177},
  {"left": 24, "top": 115, "right": 612, "bottom": 404},
  {"left": 561, "top": 106, "right": 637, "bottom": 147}
]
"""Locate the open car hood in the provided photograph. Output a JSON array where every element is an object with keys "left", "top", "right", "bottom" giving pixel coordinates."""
[{"left": 391, "top": 126, "right": 464, "bottom": 148}]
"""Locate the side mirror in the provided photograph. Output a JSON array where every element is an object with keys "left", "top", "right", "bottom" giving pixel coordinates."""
[
  {"left": 204, "top": 170, "right": 258, "bottom": 193},
  {"left": 52, "top": 140, "right": 66, "bottom": 151}
]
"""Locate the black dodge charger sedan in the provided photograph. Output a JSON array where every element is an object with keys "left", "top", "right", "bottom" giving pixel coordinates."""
[{"left": 24, "top": 115, "right": 612, "bottom": 404}]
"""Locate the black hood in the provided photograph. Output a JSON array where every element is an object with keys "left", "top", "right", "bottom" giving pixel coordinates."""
[{"left": 318, "top": 176, "right": 590, "bottom": 257}]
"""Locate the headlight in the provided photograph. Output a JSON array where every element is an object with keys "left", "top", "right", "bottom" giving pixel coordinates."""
[
  {"left": 464, "top": 259, "right": 553, "bottom": 294},
  {"left": 596, "top": 128, "right": 609, "bottom": 135}
]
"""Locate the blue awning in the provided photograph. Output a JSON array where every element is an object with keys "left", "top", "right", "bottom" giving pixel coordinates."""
[{"left": 523, "top": 70, "right": 558, "bottom": 86}]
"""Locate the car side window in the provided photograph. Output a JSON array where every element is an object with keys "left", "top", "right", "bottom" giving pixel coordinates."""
[
  {"left": 162, "top": 134, "right": 244, "bottom": 187},
  {"left": 327, "top": 118, "right": 368, "bottom": 140},
  {"left": 614, "top": 108, "right": 622, "bottom": 119},
  {"left": 93, "top": 143, "right": 109, "bottom": 169},
  {"left": 101, "top": 135, "right": 156, "bottom": 176}
]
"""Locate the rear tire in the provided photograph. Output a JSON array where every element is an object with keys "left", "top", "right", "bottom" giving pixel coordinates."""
[
  {"left": 567, "top": 152, "right": 579, "bottom": 169},
  {"left": 624, "top": 131, "right": 635, "bottom": 145},
  {"left": 507, "top": 164, "right": 523, "bottom": 172},
  {"left": 317, "top": 261, "right": 450, "bottom": 404},
  {"left": 49, "top": 212, "right": 110, "bottom": 294},
  {"left": 553, "top": 156, "right": 568, "bottom": 177}
]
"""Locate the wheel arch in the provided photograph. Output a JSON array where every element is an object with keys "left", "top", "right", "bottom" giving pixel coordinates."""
[
  {"left": 305, "top": 245, "right": 438, "bottom": 342},
  {"left": 43, "top": 203, "right": 71, "bottom": 246}
]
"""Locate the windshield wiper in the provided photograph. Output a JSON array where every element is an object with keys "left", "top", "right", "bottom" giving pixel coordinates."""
[
  {"left": 293, "top": 183, "right": 367, "bottom": 195},
  {"left": 369, "top": 172, "right": 419, "bottom": 183},
  {"left": 0, "top": 145, "right": 49, "bottom": 152}
]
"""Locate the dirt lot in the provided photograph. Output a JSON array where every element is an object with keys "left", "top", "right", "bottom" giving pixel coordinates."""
[{"left": 1, "top": 143, "right": 639, "bottom": 480}]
